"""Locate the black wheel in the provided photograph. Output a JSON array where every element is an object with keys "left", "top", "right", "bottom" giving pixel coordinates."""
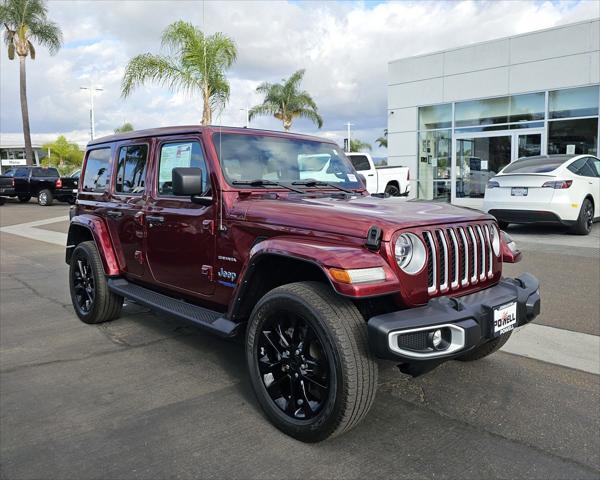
[
  {"left": 497, "top": 220, "right": 509, "bottom": 230},
  {"left": 384, "top": 183, "right": 400, "bottom": 197},
  {"left": 456, "top": 332, "right": 512, "bottom": 362},
  {"left": 246, "top": 282, "right": 378, "bottom": 442},
  {"left": 570, "top": 198, "right": 594, "bottom": 235},
  {"left": 69, "top": 241, "right": 123, "bottom": 324},
  {"left": 37, "top": 189, "right": 53, "bottom": 206},
  {"left": 17, "top": 195, "right": 31, "bottom": 203},
  {"left": 0, "top": 197, "right": 5, "bottom": 205}
]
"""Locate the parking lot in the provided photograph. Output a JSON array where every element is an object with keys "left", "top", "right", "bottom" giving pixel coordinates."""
[{"left": 1, "top": 200, "right": 599, "bottom": 479}]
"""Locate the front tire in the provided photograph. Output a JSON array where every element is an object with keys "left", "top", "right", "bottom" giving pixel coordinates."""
[
  {"left": 37, "top": 189, "right": 53, "bottom": 206},
  {"left": 246, "top": 281, "right": 378, "bottom": 442},
  {"left": 69, "top": 241, "right": 123, "bottom": 324},
  {"left": 569, "top": 198, "right": 594, "bottom": 235},
  {"left": 456, "top": 332, "right": 512, "bottom": 362}
]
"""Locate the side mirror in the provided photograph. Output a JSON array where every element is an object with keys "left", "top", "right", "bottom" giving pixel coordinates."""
[{"left": 172, "top": 167, "right": 212, "bottom": 205}]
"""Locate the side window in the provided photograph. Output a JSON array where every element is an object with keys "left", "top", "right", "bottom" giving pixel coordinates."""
[
  {"left": 115, "top": 145, "right": 148, "bottom": 194},
  {"left": 567, "top": 158, "right": 587, "bottom": 175},
  {"left": 82, "top": 148, "right": 111, "bottom": 193},
  {"left": 15, "top": 168, "right": 29, "bottom": 177},
  {"left": 32, "top": 167, "right": 58, "bottom": 178},
  {"left": 584, "top": 158, "right": 600, "bottom": 178},
  {"left": 349, "top": 155, "right": 370, "bottom": 171},
  {"left": 157, "top": 141, "right": 208, "bottom": 196}
]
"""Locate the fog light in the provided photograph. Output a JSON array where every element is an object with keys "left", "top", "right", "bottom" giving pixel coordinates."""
[
  {"left": 432, "top": 329, "right": 442, "bottom": 348},
  {"left": 427, "top": 328, "right": 450, "bottom": 351}
]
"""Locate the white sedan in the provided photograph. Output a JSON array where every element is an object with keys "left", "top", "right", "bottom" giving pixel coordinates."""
[{"left": 483, "top": 154, "right": 600, "bottom": 235}]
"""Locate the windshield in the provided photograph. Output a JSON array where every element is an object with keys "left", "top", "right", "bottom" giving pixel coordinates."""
[
  {"left": 214, "top": 133, "right": 362, "bottom": 189},
  {"left": 502, "top": 155, "right": 571, "bottom": 174}
]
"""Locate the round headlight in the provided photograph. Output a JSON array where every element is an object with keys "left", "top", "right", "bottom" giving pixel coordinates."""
[
  {"left": 490, "top": 224, "right": 501, "bottom": 256},
  {"left": 394, "top": 233, "right": 426, "bottom": 274}
]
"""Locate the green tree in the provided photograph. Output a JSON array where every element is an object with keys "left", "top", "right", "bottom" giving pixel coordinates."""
[
  {"left": 41, "top": 135, "right": 83, "bottom": 172},
  {"left": 375, "top": 129, "right": 387, "bottom": 148},
  {"left": 249, "top": 69, "right": 323, "bottom": 131},
  {"left": 121, "top": 20, "right": 237, "bottom": 125},
  {"left": 114, "top": 122, "right": 134, "bottom": 134},
  {"left": 1, "top": 0, "right": 62, "bottom": 165},
  {"left": 349, "top": 139, "right": 371, "bottom": 152}
]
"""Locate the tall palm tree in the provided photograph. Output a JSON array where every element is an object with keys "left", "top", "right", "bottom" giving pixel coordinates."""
[
  {"left": 1, "top": 0, "right": 62, "bottom": 165},
  {"left": 121, "top": 21, "right": 237, "bottom": 125},
  {"left": 249, "top": 69, "right": 323, "bottom": 131},
  {"left": 349, "top": 139, "right": 371, "bottom": 152},
  {"left": 376, "top": 129, "right": 388, "bottom": 148}
]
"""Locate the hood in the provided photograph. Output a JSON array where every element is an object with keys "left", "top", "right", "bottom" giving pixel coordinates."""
[{"left": 233, "top": 194, "right": 492, "bottom": 241}]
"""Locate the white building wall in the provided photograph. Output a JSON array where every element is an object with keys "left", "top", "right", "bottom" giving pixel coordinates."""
[{"left": 387, "top": 19, "right": 600, "bottom": 198}]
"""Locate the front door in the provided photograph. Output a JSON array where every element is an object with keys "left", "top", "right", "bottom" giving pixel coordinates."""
[{"left": 144, "top": 138, "right": 216, "bottom": 297}]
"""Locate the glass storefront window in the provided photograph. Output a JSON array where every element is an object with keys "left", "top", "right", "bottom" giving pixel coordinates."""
[
  {"left": 417, "top": 129, "right": 451, "bottom": 200},
  {"left": 548, "top": 118, "right": 598, "bottom": 155},
  {"left": 419, "top": 104, "right": 451, "bottom": 130},
  {"left": 509, "top": 93, "right": 545, "bottom": 122},
  {"left": 455, "top": 93, "right": 545, "bottom": 127},
  {"left": 455, "top": 136, "right": 511, "bottom": 199},
  {"left": 549, "top": 86, "right": 599, "bottom": 119}
]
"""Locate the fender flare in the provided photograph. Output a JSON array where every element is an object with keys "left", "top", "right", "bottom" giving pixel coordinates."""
[
  {"left": 66, "top": 214, "right": 121, "bottom": 276},
  {"left": 229, "top": 236, "right": 400, "bottom": 320}
]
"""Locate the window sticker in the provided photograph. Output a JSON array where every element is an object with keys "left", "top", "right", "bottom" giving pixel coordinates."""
[
  {"left": 159, "top": 143, "right": 193, "bottom": 184},
  {"left": 347, "top": 173, "right": 357, "bottom": 182}
]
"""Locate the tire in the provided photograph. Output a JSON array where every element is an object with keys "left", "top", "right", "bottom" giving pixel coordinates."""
[
  {"left": 569, "top": 198, "right": 594, "bottom": 235},
  {"left": 384, "top": 183, "right": 400, "bottom": 197},
  {"left": 246, "top": 281, "right": 378, "bottom": 442},
  {"left": 69, "top": 241, "right": 123, "bottom": 324},
  {"left": 456, "top": 332, "right": 512, "bottom": 362},
  {"left": 497, "top": 220, "right": 509, "bottom": 230},
  {"left": 17, "top": 195, "right": 31, "bottom": 203},
  {"left": 37, "top": 189, "right": 53, "bottom": 206}
]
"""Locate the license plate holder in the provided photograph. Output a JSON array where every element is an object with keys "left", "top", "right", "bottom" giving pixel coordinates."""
[
  {"left": 492, "top": 301, "right": 517, "bottom": 337},
  {"left": 511, "top": 187, "right": 528, "bottom": 196}
]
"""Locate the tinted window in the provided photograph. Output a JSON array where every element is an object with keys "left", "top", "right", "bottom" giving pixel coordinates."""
[
  {"left": 3, "top": 169, "right": 16, "bottom": 177},
  {"left": 548, "top": 118, "right": 598, "bottom": 155},
  {"left": 568, "top": 158, "right": 597, "bottom": 177},
  {"left": 502, "top": 156, "right": 570, "bottom": 174},
  {"left": 419, "top": 104, "right": 452, "bottom": 130},
  {"left": 158, "top": 141, "right": 208, "bottom": 196},
  {"left": 115, "top": 145, "right": 148, "bottom": 194},
  {"left": 15, "top": 168, "right": 29, "bottom": 177},
  {"left": 589, "top": 158, "right": 600, "bottom": 177},
  {"left": 82, "top": 148, "right": 111, "bottom": 193},
  {"left": 349, "top": 155, "right": 370, "bottom": 171},
  {"left": 32, "top": 167, "right": 59, "bottom": 178},
  {"left": 549, "top": 86, "right": 599, "bottom": 119}
]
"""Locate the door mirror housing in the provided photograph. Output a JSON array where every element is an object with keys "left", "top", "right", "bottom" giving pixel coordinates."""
[{"left": 172, "top": 167, "right": 212, "bottom": 205}]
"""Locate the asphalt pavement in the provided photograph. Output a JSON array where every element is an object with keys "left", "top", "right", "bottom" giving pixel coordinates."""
[{"left": 1, "top": 200, "right": 599, "bottom": 480}]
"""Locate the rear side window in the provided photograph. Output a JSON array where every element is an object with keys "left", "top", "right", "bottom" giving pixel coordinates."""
[
  {"left": 82, "top": 148, "right": 111, "bottom": 193},
  {"left": 157, "top": 141, "right": 208, "bottom": 196},
  {"left": 502, "top": 157, "right": 566, "bottom": 174},
  {"left": 589, "top": 158, "right": 600, "bottom": 177},
  {"left": 569, "top": 158, "right": 598, "bottom": 178},
  {"left": 115, "top": 145, "right": 148, "bottom": 194},
  {"left": 567, "top": 158, "right": 588, "bottom": 175},
  {"left": 15, "top": 168, "right": 29, "bottom": 177},
  {"left": 32, "top": 167, "right": 59, "bottom": 177},
  {"left": 349, "top": 155, "right": 370, "bottom": 171}
]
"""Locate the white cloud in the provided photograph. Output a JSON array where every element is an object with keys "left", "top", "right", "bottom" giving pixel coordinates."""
[{"left": 1, "top": 0, "right": 598, "bottom": 157}]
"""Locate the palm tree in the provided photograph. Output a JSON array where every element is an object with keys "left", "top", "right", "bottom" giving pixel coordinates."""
[
  {"left": 349, "top": 139, "right": 372, "bottom": 152},
  {"left": 1, "top": 0, "right": 62, "bottom": 165},
  {"left": 121, "top": 21, "right": 237, "bottom": 125},
  {"left": 114, "top": 122, "right": 134, "bottom": 134},
  {"left": 249, "top": 69, "right": 323, "bottom": 131},
  {"left": 376, "top": 129, "right": 388, "bottom": 148}
]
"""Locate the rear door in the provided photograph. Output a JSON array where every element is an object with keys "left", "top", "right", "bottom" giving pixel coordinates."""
[
  {"left": 12, "top": 167, "right": 30, "bottom": 196},
  {"left": 144, "top": 137, "right": 216, "bottom": 296}
]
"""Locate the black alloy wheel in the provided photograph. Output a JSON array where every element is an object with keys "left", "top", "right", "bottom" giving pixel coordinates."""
[
  {"left": 570, "top": 198, "right": 594, "bottom": 235},
  {"left": 256, "top": 312, "right": 330, "bottom": 420},
  {"left": 72, "top": 255, "right": 95, "bottom": 315},
  {"left": 584, "top": 200, "right": 594, "bottom": 232}
]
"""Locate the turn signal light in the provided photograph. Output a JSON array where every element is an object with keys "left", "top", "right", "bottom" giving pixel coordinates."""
[
  {"left": 542, "top": 180, "right": 572, "bottom": 189},
  {"left": 329, "top": 267, "right": 386, "bottom": 284}
]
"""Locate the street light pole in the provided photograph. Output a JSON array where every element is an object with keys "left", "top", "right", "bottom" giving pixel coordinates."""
[
  {"left": 240, "top": 107, "right": 249, "bottom": 128},
  {"left": 345, "top": 122, "right": 353, "bottom": 152},
  {"left": 80, "top": 83, "right": 103, "bottom": 140}
]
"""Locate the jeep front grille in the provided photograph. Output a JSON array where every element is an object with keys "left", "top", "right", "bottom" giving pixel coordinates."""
[{"left": 423, "top": 224, "right": 495, "bottom": 294}]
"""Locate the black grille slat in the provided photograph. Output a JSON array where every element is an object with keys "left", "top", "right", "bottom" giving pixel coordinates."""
[
  {"left": 448, "top": 229, "right": 457, "bottom": 286},
  {"left": 424, "top": 234, "right": 434, "bottom": 288},
  {"left": 435, "top": 231, "right": 446, "bottom": 287}
]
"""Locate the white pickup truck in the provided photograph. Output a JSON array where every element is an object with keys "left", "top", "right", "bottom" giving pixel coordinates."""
[{"left": 346, "top": 152, "right": 410, "bottom": 196}]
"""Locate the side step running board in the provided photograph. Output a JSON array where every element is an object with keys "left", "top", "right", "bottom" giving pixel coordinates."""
[{"left": 108, "top": 278, "right": 239, "bottom": 338}]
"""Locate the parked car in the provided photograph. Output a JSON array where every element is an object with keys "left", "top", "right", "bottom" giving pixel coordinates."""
[
  {"left": 346, "top": 152, "right": 410, "bottom": 196},
  {"left": 66, "top": 126, "right": 540, "bottom": 442},
  {"left": 483, "top": 154, "right": 600, "bottom": 235},
  {"left": 0, "top": 166, "right": 78, "bottom": 206}
]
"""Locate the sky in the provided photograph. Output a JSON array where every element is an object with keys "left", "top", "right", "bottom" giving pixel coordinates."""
[{"left": 1, "top": 0, "right": 599, "bottom": 156}]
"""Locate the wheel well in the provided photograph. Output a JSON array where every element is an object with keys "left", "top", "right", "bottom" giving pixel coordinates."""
[
  {"left": 386, "top": 180, "right": 399, "bottom": 190},
  {"left": 231, "top": 254, "right": 330, "bottom": 322},
  {"left": 584, "top": 194, "right": 594, "bottom": 211},
  {"left": 65, "top": 224, "right": 94, "bottom": 264}
]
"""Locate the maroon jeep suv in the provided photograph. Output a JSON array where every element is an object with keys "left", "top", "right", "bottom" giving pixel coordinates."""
[{"left": 66, "top": 126, "right": 540, "bottom": 442}]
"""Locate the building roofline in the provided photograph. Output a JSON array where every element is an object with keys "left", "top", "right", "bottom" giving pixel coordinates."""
[{"left": 389, "top": 17, "right": 600, "bottom": 65}]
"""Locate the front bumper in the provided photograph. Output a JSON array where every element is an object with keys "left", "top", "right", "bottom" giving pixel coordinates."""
[{"left": 368, "top": 273, "right": 540, "bottom": 364}]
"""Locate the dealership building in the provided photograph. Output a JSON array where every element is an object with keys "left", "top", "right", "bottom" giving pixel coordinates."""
[{"left": 387, "top": 19, "right": 600, "bottom": 209}]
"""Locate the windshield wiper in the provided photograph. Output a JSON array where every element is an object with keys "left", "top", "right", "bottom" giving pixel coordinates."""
[
  {"left": 292, "top": 180, "right": 355, "bottom": 194},
  {"left": 232, "top": 179, "right": 306, "bottom": 194}
]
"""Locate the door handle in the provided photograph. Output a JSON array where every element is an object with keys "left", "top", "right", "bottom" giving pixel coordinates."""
[
  {"left": 367, "top": 174, "right": 375, "bottom": 177},
  {"left": 146, "top": 215, "right": 165, "bottom": 226},
  {"left": 107, "top": 210, "right": 123, "bottom": 218}
]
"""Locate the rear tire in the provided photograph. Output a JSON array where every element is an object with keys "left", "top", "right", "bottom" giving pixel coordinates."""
[
  {"left": 569, "top": 198, "right": 593, "bottom": 235},
  {"left": 384, "top": 183, "right": 400, "bottom": 197},
  {"left": 69, "top": 241, "right": 123, "bottom": 324},
  {"left": 456, "top": 332, "right": 512, "bottom": 362},
  {"left": 37, "top": 189, "right": 53, "bottom": 206},
  {"left": 246, "top": 281, "right": 378, "bottom": 442},
  {"left": 17, "top": 195, "right": 31, "bottom": 203}
]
